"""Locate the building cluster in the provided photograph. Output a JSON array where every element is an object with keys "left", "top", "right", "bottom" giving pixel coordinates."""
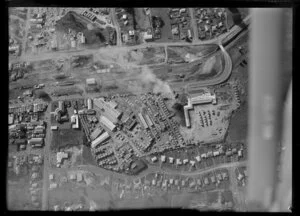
[
  {"left": 114, "top": 141, "right": 136, "bottom": 171},
  {"left": 168, "top": 8, "right": 193, "bottom": 41},
  {"left": 235, "top": 166, "right": 248, "bottom": 187},
  {"left": 184, "top": 92, "right": 217, "bottom": 128},
  {"left": 232, "top": 84, "right": 241, "bottom": 107},
  {"left": 52, "top": 100, "right": 71, "bottom": 124},
  {"left": 198, "top": 109, "right": 216, "bottom": 128},
  {"left": 151, "top": 16, "right": 162, "bottom": 40},
  {"left": 7, "top": 153, "right": 43, "bottom": 207},
  {"left": 9, "top": 61, "right": 30, "bottom": 82},
  {"left": 80, "top": 8, "right": 112, "bottom": 26},
  {"left": 9, "top": 37, "right": 20, "bottom": 56},
  {"left": 78, "top": 8, "right": 116, "bottom": 45},
  {"left": 134, "top": 168, "right": 229, "bottom": 194},
  {"left": 152, "top": 143, "right": 244, "bottom": 170},
  {"left": 116, "top": 8, "right": 138, "bottom": 45},
  {"left": 194, "top": 8, "right": 227, "bottom": 40},
  {"left": 56, "top": 151, "right": 69, "bottom": 168},
  {"left": 29, "top": 154, "right": 43, "bottom": 208},
  {"left": 9, "top": 102, "right": 48, "bottom": 151},
  {"left": 64, "top": 93, "right": 186, "bottom": 174}
]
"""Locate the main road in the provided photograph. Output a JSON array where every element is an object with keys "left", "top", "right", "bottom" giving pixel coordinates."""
[
  {"left": 13, "top": 15, "right": 250, "bottom": 64},
  {"left": 41, "top": 105, "right": 53, "bottom": 210}
]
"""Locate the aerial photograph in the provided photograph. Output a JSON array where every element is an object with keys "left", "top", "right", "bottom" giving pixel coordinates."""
[{"left": 7, "top": 7, "right": 291, "bottom": 211}]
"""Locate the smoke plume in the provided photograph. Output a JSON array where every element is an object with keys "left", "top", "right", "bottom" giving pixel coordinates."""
[
  {"left": 202, "top": 55, "right": 216, "bottom": 74},
  {"left": 137, "top": 66, "right": 174, "bottom": 98}
]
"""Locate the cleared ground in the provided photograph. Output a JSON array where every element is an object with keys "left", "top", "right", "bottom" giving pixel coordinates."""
[
  {"left": 51, "top": 129, "right": 85, "bottom": 151},
  {"left": 167, "top": 44, "right": 219, "bottom": 63},
  {"left": 134, "top": 8, "right": 151, "bottom": 31}
]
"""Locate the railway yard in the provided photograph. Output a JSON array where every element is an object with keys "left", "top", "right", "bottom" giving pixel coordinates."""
[{"left": 8, "top": 7, "right": 250, "bottom": 211}]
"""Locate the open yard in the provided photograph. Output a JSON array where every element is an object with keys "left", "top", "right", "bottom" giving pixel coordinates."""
[
  {"left": 128, "top": 47, "right": 166, "bottom": 65},
  {"left": 134, "top": 8, "right": 151, "bottom": 31},
  {"left": 167, "top": 44, "right": 219, "bottom": 64},
  {"left": 51, "top": 128, "right": 85, "bottom": 151}
]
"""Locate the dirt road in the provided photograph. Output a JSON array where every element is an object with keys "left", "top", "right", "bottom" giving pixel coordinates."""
[
  {"left": 41, "top": 106, "right": 52, "bottom": 210},
  {"left": 110, "top": 8, "right": 122, "bottom": 46},
  {"left": 189, "top": 8, "right": 199, "bottom": 43},
  {"left": 21, "top": 8, "right": 31, "bottom": 57}
]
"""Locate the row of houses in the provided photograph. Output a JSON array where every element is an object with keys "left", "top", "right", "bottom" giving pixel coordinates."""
[{"left": 9, "top": 103, "right": 48, "bottom": 114}]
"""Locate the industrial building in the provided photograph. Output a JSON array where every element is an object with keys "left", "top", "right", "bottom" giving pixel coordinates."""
[
  {"left": 28, "top": 138, "right": 44, "bottom": 147},
  {"left": 145, "top": 114, "right": 153, "bottom": 127},
  {"left": 138, "top": 113, "right": 148, "bottom": 129},
  {"left": 71, "top": 115, "right": 79, "bottom": 129},
  {"left": 87, "top": 98, "right": 93, "bottom": 110},
  {"left": 100, "top": 115, "right": 116, "bottom": 131},
  {"left": 91, "top": 131, "right": 110, "bottom": 149},
  {"left": 90, "top": 127, "right": 104, "bottom": 141},
  {"left": 94, "top": 98, "right": 122, "bottom": 123},
  {"left": 184, "top": 92, "right": 217, "bottom": 128}
]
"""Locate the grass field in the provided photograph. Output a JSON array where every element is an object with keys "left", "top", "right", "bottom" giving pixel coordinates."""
[
  {"left": 134, "top": 8, "right": 151, "bottom": 31},
  {"left": 51, "top": 128, "right": 84, "bottom": 151},
  {"left": 81, "top": 145, "right": 98, "bottom": 166}
]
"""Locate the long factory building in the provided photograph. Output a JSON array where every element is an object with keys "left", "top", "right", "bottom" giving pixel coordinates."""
[
  {"left": 100, "top": 115, "right": 116, "bottom": 131},
  {"left": 91, "top": 131, "right": 110, "bottom": 149},
  {"left": 184, "top": 93, "right": 217, "bottom": 128},
  {"left": 138, "top": 113, "right": 148, "bottom": 129},
  {"left": 93, "top": 98, "right": 122, "bottom": 123}
]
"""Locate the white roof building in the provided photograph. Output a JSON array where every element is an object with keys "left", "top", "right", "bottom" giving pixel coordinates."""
[
  {"left": 90, "top": 127, "right": 103, "bottom": 141},
  {"left": 72, "top": 115, "right": 79, "bottom": 129},
  {"left": 184, "top": 92, "right": 217, "bottom": 128},
  {"left": 129, "top": 30, "right": 135, "bottom": 36},
  {"left": 151, "top": 156, "right": 158, "bottom": 163},
  {"left": 100, "top": 115, "right": 116, "bottom": 131},
  {"left": 238, "top": 149, "right": 243, "bottom": 157},
  {"left": 86, "top": 78, "right": 96, "bottom": 85},
  {"left": 161, "top": 155, "right": 166, "bottom": 162},
  {"left": 201, "top": 153, "right": 207, "bottom": 159},
  {"left": 190, "top": 160, "right": 196, "bottom": 166},
  {"left": 176, "top": 158, "right": 182, "bottom": 165},
  {"left": 195, "top": 155, "right": 201, "bottom": 162},
  {"left": 51, "top": 125, "right": 58, "bottom": 130},
  {"left": 57, "top": 152, "right": 68, "bottom": 165},
  {"left": 91, "top": 131, "right": 110, "bottom": 149},
  {"left": 49, "top": 173, "right": 54, "bottom": 180},
  {"left": 169, "top": 157, "right": 174, "bottom": 163},
  {"left": 143, "top": 31, "right": 153, "bottom": 41},
  {"left": 213, "top": 151, "right": 220, "bottom": 157},
  {"left": 183, "top": 159, "right": 189, "bottom": 164},
  {"left": 49, "top": 183, "right": 58, "bottom": 189},
  {"left": 237, "top": 173, "right": 244, "bottom": 181}
]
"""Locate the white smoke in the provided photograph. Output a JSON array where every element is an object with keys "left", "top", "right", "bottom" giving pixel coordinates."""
[
  {"left": 137, "top": 66, "right": 174, "bottom": 99},
  {"left": 202, "top": 55, "right": 216, "bottom": 74}
]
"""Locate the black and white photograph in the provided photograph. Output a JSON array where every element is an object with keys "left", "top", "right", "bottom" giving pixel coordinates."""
[{"left": 7, "top": 6, "right": 292, "bottom": 212}]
